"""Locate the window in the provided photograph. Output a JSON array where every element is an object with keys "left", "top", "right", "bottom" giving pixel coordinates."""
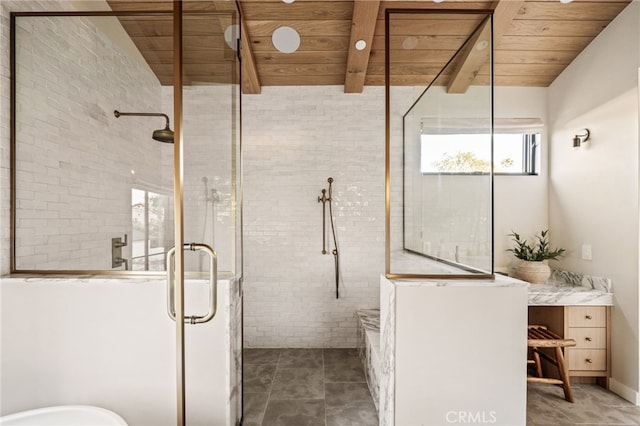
[
  {"left": 420, "top": 132, "right": 540, "bottom": 175},
  {"left": 419, "top": 117, "right": 542, "bottom": 175},
  {"left": 131, "top": 188, "right": 171, "bottom": 271}
]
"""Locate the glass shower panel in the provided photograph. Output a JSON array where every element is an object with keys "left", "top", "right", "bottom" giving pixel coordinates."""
[
  {"left": 387, "top": 11, "right": 493, "bottom": 277},
  {"left": 13, "top": 15, "right": 175, "bottom": 272},
  {"left": 179, "top": 5, "right": 242, "bottom": 425},
  {"left": 8, "top": 12, "right": 181, "bottom": 425},
  {"left": 179, "top": 6, "right": 240, "bottom": 277},
  {"left": 10, "top": 8, "right": 241, "bottom": 425}
]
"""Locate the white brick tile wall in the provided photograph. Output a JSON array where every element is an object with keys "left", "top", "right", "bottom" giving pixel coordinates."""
[
  {"left": 161, "top": 85, "right": 239, "bottom": 273},
  {"left": 1, "top": 1, "right": 69, "bottom": 275},
  {"left": 0, "top": 5, "right": 173, "bottom": 271},
  {"left": 10, "top": 13, "right": 165, "bottom": 270},
  {"left": 242, "top": 85, "right": 415, "bottom": 348},
  {"left": 1, "top": 3, "right": 239, "bottom": 274}
]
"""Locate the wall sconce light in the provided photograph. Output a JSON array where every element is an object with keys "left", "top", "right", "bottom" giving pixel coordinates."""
[{"left": 573, "top": 129, "right": 590, "bottom": 148}]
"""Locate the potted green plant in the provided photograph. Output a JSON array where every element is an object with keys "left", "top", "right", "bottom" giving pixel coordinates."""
[{"left": 507, "top": 230, "right": 565, "bottom": 284}]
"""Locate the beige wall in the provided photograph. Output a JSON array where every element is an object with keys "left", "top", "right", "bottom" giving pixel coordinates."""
[
  {"left": 549, "top": 1, "right": 640, "bottom": 403},
  {"left": 493, "top": 87, "right": 549, "bottom": 269}
]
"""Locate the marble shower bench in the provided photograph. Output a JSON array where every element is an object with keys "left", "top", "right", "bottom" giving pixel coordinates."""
[{"left": 356, "top": 309, "right": 381, "bottom": 412}]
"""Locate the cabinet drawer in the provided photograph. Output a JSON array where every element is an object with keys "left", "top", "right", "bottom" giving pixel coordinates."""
[
  {"left": 567, "top": 306, "right": 606, "bottom": 327},
  {"left": 568, "top": 349, "right": 607, "bottom": 371},
  {"left": 567, "top": 327, "right": 606, "bottom": 349}
]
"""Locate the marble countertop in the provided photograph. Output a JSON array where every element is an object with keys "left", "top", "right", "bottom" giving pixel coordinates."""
[
  {"left": 527, "top": 281, "right": 613, "bottom": 306},
  {"left": 526, "top": 269, "right": 613, "bottom": 306}
]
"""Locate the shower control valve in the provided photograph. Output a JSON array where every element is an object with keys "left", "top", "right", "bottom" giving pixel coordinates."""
[
  {"left": 113, "top": 234, "right": 128, "bottom": 248},
  {"left": 318, "top": 189, "right": 328, "bottom": 204},
  {"left": 111, "top": 234, "right": 128, "bottom": 269}
]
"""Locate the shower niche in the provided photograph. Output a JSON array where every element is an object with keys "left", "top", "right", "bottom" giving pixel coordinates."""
[{"left": 386, "top": 10, "right": 494, "bottom": 278}]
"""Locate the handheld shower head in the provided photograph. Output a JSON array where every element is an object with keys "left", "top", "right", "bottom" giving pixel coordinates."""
[{"left": 114, "top": 110, "right": 174, "bottom": 144}]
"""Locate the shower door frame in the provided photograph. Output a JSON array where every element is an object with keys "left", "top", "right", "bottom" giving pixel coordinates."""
[
  {"left": 384, "top": 8, "right": 496, "bottom": 280},
  {"left": 9, "top": 8, "right": 177, "bottom": 276},
  {"left": 9, "top": 3, "right": 240, "bottom": 425},
  {"left": 173, "top": 3, "right": 187, "bottom": 423}
]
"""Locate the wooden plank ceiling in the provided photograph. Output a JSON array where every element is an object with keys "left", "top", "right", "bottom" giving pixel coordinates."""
[{"left": 106, "top": 0, "right": 631, "bottom": 94}]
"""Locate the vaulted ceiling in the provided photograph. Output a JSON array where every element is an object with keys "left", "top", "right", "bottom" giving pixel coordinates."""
[{"left": 106, "top": 0, "right": 631, "bottom": 94}]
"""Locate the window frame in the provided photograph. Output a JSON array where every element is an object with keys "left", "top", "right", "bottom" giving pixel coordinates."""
[
  {"left": 419, "top": 132, "right": 540, "bottom": 176},
  {"left": 131, "top": 187, "right": 171, "bottom": 272}
]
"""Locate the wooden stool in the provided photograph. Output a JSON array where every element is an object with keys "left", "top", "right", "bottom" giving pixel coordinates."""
[{"left": 527, "top": 325, "right": 576, "bottom": 402}]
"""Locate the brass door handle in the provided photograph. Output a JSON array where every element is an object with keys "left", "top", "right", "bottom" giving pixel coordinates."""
[
  {"left": 585, "top": 358, "right": 593, "bottom": 364},
  {"left": 585, "top": 337, "right": 592, "bottom": 342},
  {"left": 585, "top": 315, "right": 593, "bottom": 319},
  {"left": 167, "top": 243, "right": 218, "bottom": 325}
]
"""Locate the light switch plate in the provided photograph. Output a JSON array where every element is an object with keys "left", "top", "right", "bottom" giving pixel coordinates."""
[{"left": 581, "top": 244, "right": 592, "bottom": 261}]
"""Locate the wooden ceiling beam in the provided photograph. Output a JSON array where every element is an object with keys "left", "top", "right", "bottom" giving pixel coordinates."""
[
  {"left": 107, "top": 0, "right": 630, "bottom": 90},
  {"left": 237, "top": 1, "right": 262, "bottom": 94},
  {"left": 492, "top": 0, "right": 526, "bottom": 48},
  {"left": 344, "top": 0, "right": 380, "bottom": 93},
  {"left": 446, "top": 0, "right": 524, "bottom": 93},
  {"left": 446, "top": 16, "right": 491, "bottom": 94}
]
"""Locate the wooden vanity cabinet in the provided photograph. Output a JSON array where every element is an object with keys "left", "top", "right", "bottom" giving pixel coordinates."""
[{"left": 528, "top": 306, "right": 611, "bottom": 387}]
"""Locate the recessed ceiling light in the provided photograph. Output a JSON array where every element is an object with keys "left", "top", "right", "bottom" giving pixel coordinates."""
[
  {"left": 560, "top": 0, "right": 573, "bottom": 3},
  {"left": 282, "top": 0, "right": 295, "bottom": 3},
  {"left": 272, "top": 26, "right": 300, "bottom": 54},
  {"left": 355, "top": 40, "right": 367, "bottom": 51},
  {"left": 433, "top": 0, "right": 445, "bottom": 3},
  {"left": 224, "top": 24, "right": 239, "bottom": 51},
  {"left": 402, "top": 36, "right": 418, "bottom": 50},
  {"left": 475, "top": 40, "right": 488, "bottom": 51}
]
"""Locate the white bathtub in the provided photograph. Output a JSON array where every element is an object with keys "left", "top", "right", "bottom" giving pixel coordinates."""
[{"left": 0, "top": 405, "right": 127, "bottom": 426}]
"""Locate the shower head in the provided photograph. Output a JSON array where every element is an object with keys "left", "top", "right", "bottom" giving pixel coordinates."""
[
  {"left": 152, "top": 125, "right": 175, "bottom": 144},
  {"left": 114, "top": 110, "right": 174, "bottom": 144}
]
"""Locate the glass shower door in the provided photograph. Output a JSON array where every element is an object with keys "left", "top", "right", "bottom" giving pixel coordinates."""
[{"left": 173, "top": 3, "right": 242, "bottom": 425}]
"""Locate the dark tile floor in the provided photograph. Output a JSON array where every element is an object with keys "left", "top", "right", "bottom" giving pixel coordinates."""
[
  {"left": 243, "top": 348, "right": 378, "bottom": 426},
  {"left": 527, "top": 383, "right": 640, "bottom": 425},
  {"left": 243, "top": 348, "right": 640, "bottom": 426}
]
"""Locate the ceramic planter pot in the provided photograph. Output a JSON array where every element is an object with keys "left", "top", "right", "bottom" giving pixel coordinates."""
[{"left": 516, "top": 261, "right": 551, "bottom": 284}]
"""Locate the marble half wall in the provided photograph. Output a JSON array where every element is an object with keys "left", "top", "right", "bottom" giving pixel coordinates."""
[
  {"left": 379, "top": 274, "right": 528, "bottom": 426},
  {"left": 0, "top": 276, "right": 242, "bottom": 425}
]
